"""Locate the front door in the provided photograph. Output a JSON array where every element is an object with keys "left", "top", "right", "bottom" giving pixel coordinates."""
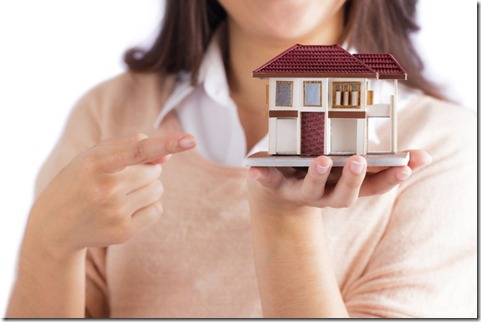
[{"left": 301, "top": 112, "right": 324, "bottom": 155}]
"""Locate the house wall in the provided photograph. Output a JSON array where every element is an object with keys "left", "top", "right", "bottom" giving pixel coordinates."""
[
  {"left": 268, "top": 77, "right": 327, "bottom": 154},
  {"left": 267, "top": 77, "right": 371, "bottom": 155},
  {"left": 326, "top": 78, "right": 368, "bottom": 154},
  {"left": 365, "top": 79, "right": 399, "bottom": 153}
]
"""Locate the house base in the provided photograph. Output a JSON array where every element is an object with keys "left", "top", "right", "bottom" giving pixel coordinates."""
[{"left": 244, "top": 151, "right": 410, "bottom": 169}]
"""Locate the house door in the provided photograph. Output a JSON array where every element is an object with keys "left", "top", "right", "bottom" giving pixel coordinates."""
[
  {"left": 275, "top": 118, "right": 297, "bottom": 154},
  {"left": 301, "top": 112, "right": 324, "bottom": 155},
  {"left": 330, "top": 118, "right": 357, "bottom": 153}
]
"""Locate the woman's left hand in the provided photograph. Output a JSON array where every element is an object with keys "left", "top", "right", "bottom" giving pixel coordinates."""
[{"left": 247, "top": 149, "right": 432, "bottom": 211}]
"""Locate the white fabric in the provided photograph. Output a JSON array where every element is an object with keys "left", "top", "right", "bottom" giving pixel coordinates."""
[{"left": 153, "top": 35, "right": 268, "bottom": 167}]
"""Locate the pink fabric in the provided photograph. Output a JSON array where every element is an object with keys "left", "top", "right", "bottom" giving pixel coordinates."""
[{"left": 35, "top": 72, "right": 477, "bottom": 318}]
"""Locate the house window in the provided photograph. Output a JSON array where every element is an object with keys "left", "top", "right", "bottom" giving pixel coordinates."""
[
  {"left": 275, "top": 81, "right": 293, "bottom": 107},
  {"left": 304, "top": 81, "right": 322, "bottom": 106},
  {"left": 333, "top": 82, "right": 361, "bottom": 108}
]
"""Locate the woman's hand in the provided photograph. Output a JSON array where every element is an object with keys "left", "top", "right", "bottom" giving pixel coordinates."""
[
  {"left": 26, "top": 132, "right": 196, "bottom": 257},
  {"left": 7, "top": 132, "right": 196, "bottom": 318},
  {"left": 247, "top": 150, "right": 432, "bottom": 212}
]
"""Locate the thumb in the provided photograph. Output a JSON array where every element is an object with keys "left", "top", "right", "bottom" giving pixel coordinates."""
[
  {"left": 406, "top": 149, "right": 432, "bottom": 171},
  {"left": 248, "top": 167, "right": 285, "bottom": 190},
  {"left": 99, "top": 133, "right": 196, "bottom": 173}
]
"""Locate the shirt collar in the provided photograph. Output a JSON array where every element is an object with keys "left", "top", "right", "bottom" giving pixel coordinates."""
[
  {"left": 198, "top": 33, "right": 231, "bottom": 105},
  {"left": 153, "top": 30, "right": 232, "bottom": 128}
]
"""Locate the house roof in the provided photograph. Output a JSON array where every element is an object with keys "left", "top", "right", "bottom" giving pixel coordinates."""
[
  {"left": 353, "top": 53, "right": 407, "bottom": 80},
  {"left": 252, "top": 44, "right": 407, "bottom": 80}
]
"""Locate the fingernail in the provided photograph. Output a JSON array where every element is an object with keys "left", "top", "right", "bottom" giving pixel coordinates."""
[
  {"left": 350, "top": 160, "right": 366, "bottom": 174},
  {"left": 316, "top": 164, "right": 330, "bottom": 175},
  {"left": 423, "top": 154, "right": 433, "bottom": 165},
  {"left": 396, "top": 169, "right": 411, "bottom": 181},
  {"left": 248, "top": 169, "right": 262, "bottom": 180},
  {"left": 178, "top": 137, "right": 195, "bottom": 149}
]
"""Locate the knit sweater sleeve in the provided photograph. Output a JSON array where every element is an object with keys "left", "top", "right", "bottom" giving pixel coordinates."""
[{"left": 344, "top": 99, "right": 477, "bottom": 317}]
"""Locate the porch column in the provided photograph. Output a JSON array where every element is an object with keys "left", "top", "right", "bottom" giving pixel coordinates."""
[{"left": 391, "top": 80, "right": 398, "bottom": 153}]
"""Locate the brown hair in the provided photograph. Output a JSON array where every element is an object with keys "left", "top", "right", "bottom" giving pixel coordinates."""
[{"left": 124, "top": 0, "right": 445, "bottom": 100}]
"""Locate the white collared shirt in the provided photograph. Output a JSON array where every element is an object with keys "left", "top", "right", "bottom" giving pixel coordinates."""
[
  {"left": 153, "top": 37, "right": 418, "bottom": 166},
  {"left": 153, "top": 35, "right": 268, "bottom": 167}
]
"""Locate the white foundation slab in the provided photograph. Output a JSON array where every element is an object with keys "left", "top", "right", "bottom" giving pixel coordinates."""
[{"left": 244, "top": 151, "right": 410, "bottom": 168}]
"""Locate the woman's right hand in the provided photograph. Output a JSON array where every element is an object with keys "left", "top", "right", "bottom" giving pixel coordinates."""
[{"left": 26, "top": 132, "right": 196, "bottom": 257}]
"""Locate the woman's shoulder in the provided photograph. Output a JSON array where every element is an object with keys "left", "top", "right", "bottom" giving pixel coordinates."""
[
  {"left": 76, "top": 71, "right": 177, "bottom": 138},
  {"left": 398, "top": 94, "right": 476, "bottom": 155},
  {"left": 90, "top": 71, "right": 175, "bottom": 100},
  {"left": 396, "top": 94, "right": 476, "bottom": 199},
  {"left": 84, "top": 71, "right": 176, "bottom": 115},
  {"left": 405, "top": 95, "right": 474, "bottom": 128}
]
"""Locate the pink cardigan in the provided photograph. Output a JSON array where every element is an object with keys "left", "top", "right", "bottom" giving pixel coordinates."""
[{"left": 35, "top": 72, "right": 477, "bottom": 318}]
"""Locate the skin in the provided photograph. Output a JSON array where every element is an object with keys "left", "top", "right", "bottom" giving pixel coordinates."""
[
  {"left": 6, "top": 133, "right": 196, "bottom": 317},
  {"left": 7, "top": 0, "right": 432, "bottom": 318},
  {"left": 219, "top": 0, "right": 432, "bottom": 318}
]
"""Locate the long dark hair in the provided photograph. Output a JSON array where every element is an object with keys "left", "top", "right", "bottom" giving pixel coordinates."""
[{"left": 124, "top": 0, "right": 444, "bottom": 100}]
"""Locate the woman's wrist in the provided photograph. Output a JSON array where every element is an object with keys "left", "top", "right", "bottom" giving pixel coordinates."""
[
  {"left": 20, "top": 230, "right": 86, "bottom": 271},
  {"left": 8, "top": 221, "right": 87, "bottom": 318},
  {"left": 249, "top": 200, "right": 347, "bottom": 317},
  {"left": 250, "top": 197, "right": 324, "bottom": 243},
  {"left": 22, "top": 207, "right": 87, "bottom": 265},
  {"left": 249, "top": 182, "right": 319, "bottom": 217}
]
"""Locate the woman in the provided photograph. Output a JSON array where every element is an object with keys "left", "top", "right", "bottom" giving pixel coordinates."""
[{"left": 7, "top": 0, "right": 476, "bottom": 318}]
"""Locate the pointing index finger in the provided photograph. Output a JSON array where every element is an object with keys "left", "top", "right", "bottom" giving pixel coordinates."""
[{"left": 101, "top": 133, "right": 196, "bottom": 173}]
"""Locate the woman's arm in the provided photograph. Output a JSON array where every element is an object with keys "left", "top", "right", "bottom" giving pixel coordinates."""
[
  {"left": 247, "top": 151, "right": 431, "bottom": 318},
  {"left": 249, "top": 205, "right": 348, "bottom": 318},
  {"left": 7, "top": 228, "right": 87, "bottom": 317},
  {"left": 6, "top": 133, "right": 196, "bottom": 318}
]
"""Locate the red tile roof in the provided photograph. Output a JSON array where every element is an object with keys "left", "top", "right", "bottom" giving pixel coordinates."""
[
  {"left": 353, "top": 53, "right": 407, "bottom": 80},
  {"left": 253, "top": 44, "right": 406, "bottom": 80}
]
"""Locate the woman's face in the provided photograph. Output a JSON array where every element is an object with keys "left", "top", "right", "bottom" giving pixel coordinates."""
[{"left": 218, "top": 0, "right": 346, "bottom": 43}]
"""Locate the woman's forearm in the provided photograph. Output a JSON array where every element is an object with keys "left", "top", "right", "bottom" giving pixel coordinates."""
[
  {"left": 6, "top": 133, "right": 196, "bottom": 318},
  {"left": 250, "top": 205, "right": 349, "bottom": 318},
  {"left": 6, "top": 222, "right": 87, "bottom": 318}
]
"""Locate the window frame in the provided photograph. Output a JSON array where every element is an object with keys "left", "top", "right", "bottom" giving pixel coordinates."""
[
  {"left": 332, "top": 81, "right": 362, "bottom": 109},
  {"left": 275, "top": 80, "right": 294, "bottom": 107},
  {"left": 303, "top": 80, "right": 322, "bottom": 107}
]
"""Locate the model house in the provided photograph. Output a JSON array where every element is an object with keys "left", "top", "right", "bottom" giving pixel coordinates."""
[{"left": 252, "top": 44, "right": 407, "bottom": 157}]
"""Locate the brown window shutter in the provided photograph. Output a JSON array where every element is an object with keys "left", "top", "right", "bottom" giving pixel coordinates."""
[{"left": 367, "top": 90, "right": 374, "bottom": 105}]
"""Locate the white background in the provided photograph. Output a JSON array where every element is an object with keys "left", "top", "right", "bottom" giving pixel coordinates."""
[{"left": 0, "top": 0, "right": 477, "bottom": 315}]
